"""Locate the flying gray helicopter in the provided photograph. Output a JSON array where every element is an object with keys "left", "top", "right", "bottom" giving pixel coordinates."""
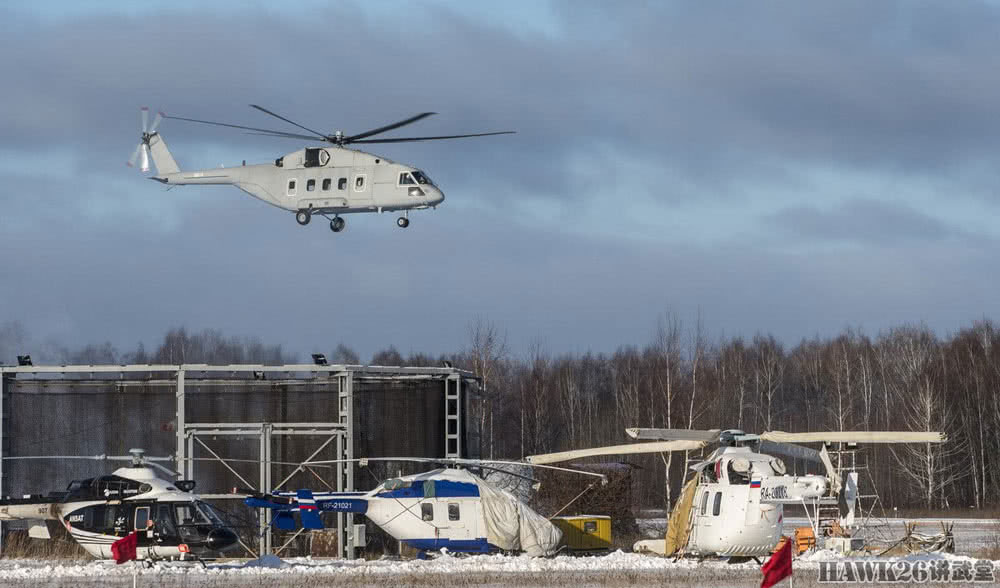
[{"left": 128, "top": 106, "right": 513, "bottom": 233}]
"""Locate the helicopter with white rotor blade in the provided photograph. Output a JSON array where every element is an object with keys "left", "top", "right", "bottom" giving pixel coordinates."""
[
  {"left": 527, "top": 428, "right": 945, "bottom": 558},
  {"left": 127, "top": 105, "right": 513, "bottom": 233}
]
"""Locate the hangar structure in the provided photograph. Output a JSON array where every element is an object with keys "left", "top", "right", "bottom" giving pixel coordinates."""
[{"left": 0, "top": 363, "right": 481, "bottom": 558}]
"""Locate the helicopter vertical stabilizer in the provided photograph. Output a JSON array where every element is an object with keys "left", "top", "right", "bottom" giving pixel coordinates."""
[{"left": 148, "top": 133, "right": 180, "bottom": 175}]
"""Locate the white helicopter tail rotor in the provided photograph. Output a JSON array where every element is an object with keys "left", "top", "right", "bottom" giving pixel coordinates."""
[{"left": 127, "top": 106, "right": 164, "bottom": 173}]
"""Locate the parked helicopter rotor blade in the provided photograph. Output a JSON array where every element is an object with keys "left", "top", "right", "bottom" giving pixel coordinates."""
[
  {"left": 526, "top": 440, "right": 706, "bottom": 465},
  {"left": 165, "top": 115, "right": 323, "bottom": 139},
  {"left": 249, "top": 104, "right": 330, "bottom": 139},
  {"left": 350, "top": 131, "right": 515, "bottom": 144},
  {"left": 344, "top": 112, "right": 436, "bottom": 143},
  {"left": 757, "top": 440, "right": 823, "bottom": 463},
  {"left": 625, "top": 428, "right": 722, "bottom": 442},
  {"left": 759, "top": 431, "right": 946, "bottom": 444},
  {"left": 141, "top": 106, "right": 149, "bottom": 133},
  {"left": 127, "top": 143, "right": 142, "bottom": 168},
  {"left": 148, "top": 111, "right": 164, "bottom": 134}
]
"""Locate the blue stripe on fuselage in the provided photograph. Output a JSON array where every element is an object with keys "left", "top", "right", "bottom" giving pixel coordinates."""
[{"left": 404, "top": 538, "right": 493, "bottom": 553}]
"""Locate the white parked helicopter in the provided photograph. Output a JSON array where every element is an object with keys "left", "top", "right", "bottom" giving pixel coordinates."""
[
  {"left": 128, "top": 106, "right": 513, "bottom": 233},
  {"left": 527, "top": 428, "right": 945, "bottom": 558},
  {"left": 244, "top": 458, "right": 605, "bottom": 558},
  {"left": 0, "top": 450, "right": 238, "bottom": 561}
]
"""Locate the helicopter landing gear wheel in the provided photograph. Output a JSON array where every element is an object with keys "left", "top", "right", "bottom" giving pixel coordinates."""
[
  {"left": 295, "top": 209, "right": 311, "bottom": 226},
  {"left": 330, "top": 217, "right": 346, "bottom": 233},
  {"left": 397, "top": 216, "right": 410, "bottom": 228}
]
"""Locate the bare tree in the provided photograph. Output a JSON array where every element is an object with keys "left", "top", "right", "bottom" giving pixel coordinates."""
[{"left": 467, "top": 316, "right": 509, "bottom": 459}]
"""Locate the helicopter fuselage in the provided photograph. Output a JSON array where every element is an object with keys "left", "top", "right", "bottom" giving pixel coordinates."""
[
  {"left": 673, "top": 447, "right": 827, "bottom": 557},
  {"left": 0, "top": 466, "right": 239, "bottom": 560},
  {"left": 151, "top": 142, "right": 445, "bottom": 219}
]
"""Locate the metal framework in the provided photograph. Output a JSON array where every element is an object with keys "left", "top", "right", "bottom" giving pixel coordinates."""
[{"left": 0, "top": 363, "right": 478, "bottom": 558}]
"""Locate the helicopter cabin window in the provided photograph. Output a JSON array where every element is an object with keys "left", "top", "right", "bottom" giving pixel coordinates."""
[
  {"left": 584, "top": 521, "right": 598, "bottom": 533},
  {"left": 287, "top": 179, "right": 297, "bottom": 196},
  {"left": 307, "top": 179, "right": 316, "bottom": 192},
  {"left": 134, "top": 506, "right": 150, "bottom": 531},
  {"left": 322, "top": 178, "right": 331, "bottom": 191},
  {"left": 355, "top": 175, "right": 366, "bottom": 191},
  {"left": 338, "top": 177, "right": 347, "bottom": 190},
  {"left": 399, "top": 172, "right": 416, "bottom": 185},
  {"left": 712, "top": 492, "right": 722, "bottom": 516},
  {"left": 700, "top": 491, "right": 709, "bottom": 515},
  {"left": 421, "top": 503, "right": 434, "bottom": 522},
  {"left": 448, "top": 503, "right": 460, "bottom": 521}
]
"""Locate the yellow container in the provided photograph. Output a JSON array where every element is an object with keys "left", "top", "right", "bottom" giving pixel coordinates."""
[{"left": 552, "top": 515, "right": 612, "bottom": 552}]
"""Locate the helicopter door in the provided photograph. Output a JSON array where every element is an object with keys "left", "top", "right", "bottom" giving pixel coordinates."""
[
  {"left": 350, "top": 169, "right": 372, "bottom": 204},
  {"left": 133, "top": 505, "right": 153, "bottom": 546}
]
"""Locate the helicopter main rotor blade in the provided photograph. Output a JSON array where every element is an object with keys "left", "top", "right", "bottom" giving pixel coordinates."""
[
  {"left": 245, "top": 131, "right": 328, "bottom": 141},
  {"left": 625, "top": 428, "right": 722, "bottom": 442},
  {"left": 165, "top": 115, "right": 323, "bottom": 139},
  {"left": 345, "top": 112, "right": 436, "bottom": 142},
  {"left": 526, "top": 440, "right": 706, "bottom": 465},
  {"left": 759, "top": 431, "right": 946, "bottom": 444},
  {"left": 249, "top": 104, "right": 330, "bottom": 139},
  {"left": 350, "top": 131, "right": 516, "bottom": 144}
]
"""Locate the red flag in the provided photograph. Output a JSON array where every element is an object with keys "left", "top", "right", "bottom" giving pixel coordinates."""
[
  {"left": 111, "top": 532, "right": 138, "bottom": 564},
  {"left": 761, "top": 538, "right": 793, "bottom": 588}
]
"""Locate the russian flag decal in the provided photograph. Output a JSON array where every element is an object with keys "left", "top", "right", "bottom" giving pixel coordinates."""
[{"left": 750, "top": 479, "right": 761, "bottom": 488}]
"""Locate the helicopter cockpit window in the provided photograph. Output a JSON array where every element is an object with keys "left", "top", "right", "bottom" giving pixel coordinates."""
[
  {"left": 411, "top": 171, "right": 432, "bottom": 185},
  {"left": 399, "top": 173, "right": 416, "bottom": 185},
  {"left": 156, "top": 504, "right": 177, "bottom": 537},
  {"left": 727, "top": 458, "right": 751, "bottom": 485}
]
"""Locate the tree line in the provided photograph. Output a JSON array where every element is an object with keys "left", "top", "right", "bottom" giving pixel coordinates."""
[{"left": 1, "top": 317, "right": 997, "bottom": 512}]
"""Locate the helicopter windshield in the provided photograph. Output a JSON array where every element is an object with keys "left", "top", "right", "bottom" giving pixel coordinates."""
[
  {"left": 174, "top": 502, "right": 211, "bottom": 526},
  {"left": 196, "top": 501, "right": 227, "bottom": 526},
  {"left": 411, "top": 171, "right": 433, "bottom": 185}
]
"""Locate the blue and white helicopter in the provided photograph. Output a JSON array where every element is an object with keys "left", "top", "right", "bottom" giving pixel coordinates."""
[{"left": 244, "top": 458, "right": 605, "bottom": 558}]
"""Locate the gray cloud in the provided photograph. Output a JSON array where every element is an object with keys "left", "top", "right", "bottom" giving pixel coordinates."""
[
  {"left": 763, "top": 198, "right": 968, "bottom": 245},
  {"left": 1, "top": 1, "right": 999, "bottom": 358}
]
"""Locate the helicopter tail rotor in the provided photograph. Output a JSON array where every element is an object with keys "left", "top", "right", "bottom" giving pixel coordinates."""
[{"left": 127, "top": 106, "right": 164, "bottom": 173}]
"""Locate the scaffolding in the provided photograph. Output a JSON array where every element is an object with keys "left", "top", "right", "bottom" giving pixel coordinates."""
[{"left": 0, "top": 363, "right": 479, "bottom": 558}]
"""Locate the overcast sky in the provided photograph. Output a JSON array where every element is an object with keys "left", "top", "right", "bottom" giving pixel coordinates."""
[{"left": 1, "top": 0, "right": 998, "bottom": 361}]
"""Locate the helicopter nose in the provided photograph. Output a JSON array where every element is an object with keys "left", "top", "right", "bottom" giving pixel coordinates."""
[
  {"left": 431, "top": 188, "right": 444, "bottom": 204},
  {"left": 206, "top": 528, "right": 239, "bottom": 551}
]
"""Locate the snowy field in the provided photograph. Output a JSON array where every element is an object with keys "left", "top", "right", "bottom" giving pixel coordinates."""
[
  {"left": 0, "top": 518, "right": 994, "bottom": 587},
  {"left": 0, "top": 551, "right": 996, "bottom": 588}
]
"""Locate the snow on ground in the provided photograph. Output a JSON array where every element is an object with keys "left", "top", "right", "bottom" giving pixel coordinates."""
[{"left": 0, "top": 550, "right": 996, "bottom": 588}]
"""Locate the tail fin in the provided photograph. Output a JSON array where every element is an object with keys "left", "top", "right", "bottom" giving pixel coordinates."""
[
  {"left": 296, "top": 489, "right": 324, "bottom": 530},
  {"left": 148, "top": 133, "right": 180, "bottom": 175}
]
